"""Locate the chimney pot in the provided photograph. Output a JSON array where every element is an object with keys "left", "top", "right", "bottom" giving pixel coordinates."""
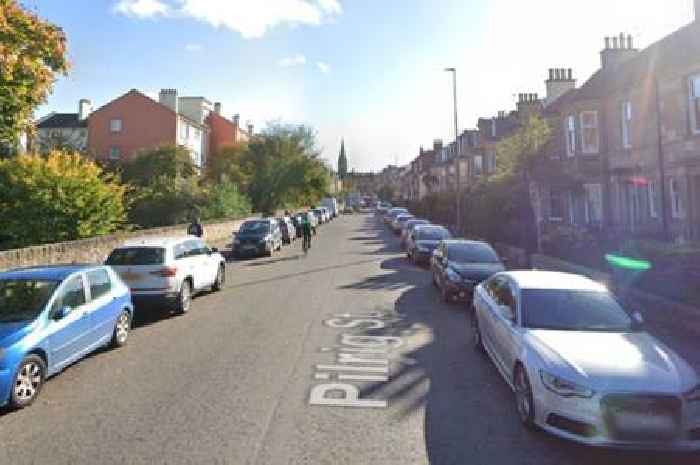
[
  {"left": 612, "top": 36, "right": 618, "bottom": 49},
  {"left": 554, "top": 68, "right": 560, "bottom": 80},
  {"left": 233, "top": 114, "right": 240, "bottom": 126},
  {"left": 78, "top": 98, "right": 92, "bottom": 121},
  {"left": 627, "top": 34, "right": 633, "bottom": 49},
  {"left": 548, "top": 69, "right": 554, "bottom": 80},
  {"left": 619, "top": 32, "right": 626, "bottom": 49},
  {"left": 247, "top": 122, "right": 254, "bottom": 135},
  {"left": 567, "top": 68, "right": 573, "bottom": 80},
  {"left": 214, "top": 102, "right": 221, "bottom": 114},
  {"left": 604, "top": 37, "right": 611, "bottom": 49}
]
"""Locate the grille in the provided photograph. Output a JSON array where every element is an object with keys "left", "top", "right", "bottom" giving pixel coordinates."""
[
  {"left": 601, "top": 394, "right": 681, "bottom": 441},
  {"left": 547, "top": 414, "right": 597, "bottom": 438}
]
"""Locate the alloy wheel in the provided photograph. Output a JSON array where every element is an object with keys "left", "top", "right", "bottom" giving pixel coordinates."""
[
  {"left": 115, "top": 312, "right": 130, "bottom": 345},
  {"left": 514, "top": 368, "right": 534, "bottom": 427},
  {"left": 14, "top": 361, "right": 42, "bottom": 403}
]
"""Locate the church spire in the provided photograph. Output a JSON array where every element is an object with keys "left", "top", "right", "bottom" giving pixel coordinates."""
[{"left": 337, "top": 138, "right": 348, "bottom": 180}]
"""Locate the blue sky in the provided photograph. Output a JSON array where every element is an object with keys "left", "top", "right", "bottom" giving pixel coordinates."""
[{"left": 32, "top": 0, "right": 696, "bottom": 172}]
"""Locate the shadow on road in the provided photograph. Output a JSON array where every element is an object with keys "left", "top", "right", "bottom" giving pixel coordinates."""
[{"left": 344, "top": 217, "right": 699, "bottom": 465}]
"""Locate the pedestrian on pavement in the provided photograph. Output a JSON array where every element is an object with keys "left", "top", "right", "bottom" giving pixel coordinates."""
[
  {"left": 302, "top": 213, "right": 312, "bottom": 253},
  {"left": 188, "top": 216, "right": 204, "bottom": 238}
]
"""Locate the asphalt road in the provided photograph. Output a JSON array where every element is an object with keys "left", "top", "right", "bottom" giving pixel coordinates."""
[{"left": 0, "top": 213, "right": 699, "bottom": 465}]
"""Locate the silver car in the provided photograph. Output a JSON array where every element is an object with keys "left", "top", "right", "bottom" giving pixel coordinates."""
[{"left": 472, "top": 270, "right": 700, "bottom": 450}]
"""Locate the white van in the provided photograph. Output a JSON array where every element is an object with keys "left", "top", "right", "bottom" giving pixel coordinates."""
[{"left": 321, "top": 197, "right": 338, "bottom": 218}]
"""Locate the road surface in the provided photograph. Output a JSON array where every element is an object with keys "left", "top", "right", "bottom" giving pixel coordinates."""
[{"left": 1, "top": 213, "right": 698, "bottom": 465}]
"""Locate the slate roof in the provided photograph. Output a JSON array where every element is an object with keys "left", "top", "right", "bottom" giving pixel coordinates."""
[{"left": 37, "top": 113, "right": 87, "bottom": 129}]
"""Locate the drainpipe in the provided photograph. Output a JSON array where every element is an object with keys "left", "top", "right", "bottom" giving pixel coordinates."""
[{"left": 654, "top": 75, "right": 670, "bottom": 241}]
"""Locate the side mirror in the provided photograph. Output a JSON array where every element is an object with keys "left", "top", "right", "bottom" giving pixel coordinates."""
[{"left": 54, "top": 306, "right": 72, "bottom": 320}]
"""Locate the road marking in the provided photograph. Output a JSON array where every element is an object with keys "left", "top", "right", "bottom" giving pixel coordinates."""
[{"left": 309, "top": 312, "right": 405, "bottom": 409}]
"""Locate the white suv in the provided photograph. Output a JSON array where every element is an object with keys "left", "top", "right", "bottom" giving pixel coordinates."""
[{"left": 106, "top": 236, "right": 226, "bottom": 313}]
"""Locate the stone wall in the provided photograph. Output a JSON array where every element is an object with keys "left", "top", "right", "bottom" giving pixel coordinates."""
[{"left": 0, "top": 217, "right": 257, "bottom": 271}]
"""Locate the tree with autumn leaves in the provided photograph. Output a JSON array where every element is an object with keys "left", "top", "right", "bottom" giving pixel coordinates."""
[{"left": 0, "top": 0, "right": 69, "bottom": 148}]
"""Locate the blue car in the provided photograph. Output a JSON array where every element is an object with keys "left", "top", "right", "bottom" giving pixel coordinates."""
[{"left": 0, "top": 264, "right": 133, "bottom": 409}]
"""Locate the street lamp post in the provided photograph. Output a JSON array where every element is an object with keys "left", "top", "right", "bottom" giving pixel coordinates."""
[{"left": 445, "top": 67, "right": 460, "bottom": 233}]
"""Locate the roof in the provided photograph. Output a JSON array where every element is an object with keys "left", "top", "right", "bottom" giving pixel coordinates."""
[
  {"left": 505, "top": 271, "right": 607, "bottom": 291},
  {"left": 119, "top": 236, "right": 198, "bottom": 248},
  {"left": 414, "top": 224, "right": 448, "bottom": 232},
  {"left": 0, "top": 264, "right": 100, "bottom": 281},
  {"left": 550, "top": 20, "right": 700, "bottom": 109},
  {"left": 443, "top": 239, "right": 491, "bottom": 247},
  {"left": 92, "top": 90, "right": 207, "bottom": 129},
  {"left": 37, "top": 113, "right": 87, "bottom": 129}
]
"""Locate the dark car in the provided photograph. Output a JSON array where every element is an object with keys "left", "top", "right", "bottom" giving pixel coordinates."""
[
  {"left": 406, "top": 225, "right": 451, "bottom": 265},
  {"left": 232, "top": 219, "right": 283, "bottom": 258},
  {"left": 431, "top": 240, "right": 505, "bottom": 303},
  {"left": 400, "top": 219, "right": 429, "bottom": 248}
]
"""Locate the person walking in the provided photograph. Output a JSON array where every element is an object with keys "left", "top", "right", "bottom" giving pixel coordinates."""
[
  {"left": 188, "top": 216, "right": 204, "bottom": 238},
  {"left": 301, "top": 213, "right": 312, "bottom": 254}
]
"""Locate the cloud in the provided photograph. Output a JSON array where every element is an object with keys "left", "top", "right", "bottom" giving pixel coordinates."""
[
  {"left": 317, "top": 61, "right": 330, "bottom": 74},
  {"left": 185, "top": 43, "right": 203, "bottom": 51},
  {"left": 278, "top": 54, "right": 307, "bottom": 67},
  {"left": 113, "top": 0, "right": 343, "bottom": 39},
  {"left": 113, "top": 0, "right": 170, "bottom": 18}
]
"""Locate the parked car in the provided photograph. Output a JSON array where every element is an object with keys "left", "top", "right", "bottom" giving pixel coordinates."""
[
  {"left": 304, "top": 211, "right": 318, "bottom": 234},
  {"left": 391, "top": 213, "right": 414, "bottom": 235},
  {"left": 377, "top": 201, "right": 392, "bottom": 214},
  {"left": 107, "top": 236, "right": 226, "bottom": 313},
  {"left": 321, "top": 197, "right": 339, "bottom": 218},
  {"left": 431, "top": 240, "right": 505, "bottom": 303},
  {"left": 320, "top": 206, "right": 331, "bottom": 222},
  {"left": 312, "top": 208, "right": 326, "bottom": 225},
  {"left": 0, "top": 264, "right": 133, "bottom": 409},
  {"left": 400, "top": 219, "right": 430, "bottom": 248},
  {"left": 291, "top": 214, "right": 304, "bottom": 238},
  {"left": 384, "top": 207, "right": 408, "bottom": 225},
  {"left": 472, "top": 270, "right": 700, "bottom": 450},
  {"left": 277, "top": 217, "right": 295, "bottom": 245},
  {"left": 232, "top": 219, "right": 283, "bottom": 258},
  {"left": 406, "top": 225, "right": 452, "bottom": 265}
]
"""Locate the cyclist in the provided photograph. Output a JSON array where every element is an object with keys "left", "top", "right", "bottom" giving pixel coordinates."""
[{"left": 302, "top": 213, "right": 312, "bottom": 253}]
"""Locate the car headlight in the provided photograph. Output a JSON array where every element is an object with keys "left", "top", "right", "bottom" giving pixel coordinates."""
[
  {"left": 446, "top": 268, "right": 461, "bottom": 283},
  {"left": 540, "top": 370, "right": 595, "bottom": 398},
  {"left": 685, "top": 384, "right": 700, "bottom": 402}
]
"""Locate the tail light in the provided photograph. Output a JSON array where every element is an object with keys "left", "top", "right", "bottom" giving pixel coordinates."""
[{"left": 150, "top": 266, "right": 178, "bottom": 277}]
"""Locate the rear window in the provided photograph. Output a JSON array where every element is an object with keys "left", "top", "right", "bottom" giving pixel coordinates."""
[
  {"left": 448, "top": 244, "right": 500, "bottom": 263},
  {"left": 240, "top": 221, "right": 270, "bottom": 233},
  {"left": 417, "top": 228, "right": 450, "bottom": 241},
  {"left": 106, "top": 247, "right": 165, "bottom": 266}
]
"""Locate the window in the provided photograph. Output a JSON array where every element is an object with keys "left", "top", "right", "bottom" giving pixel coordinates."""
[
  {"left": 174, "top": 243, "right": 188, "bottom": 260},
  {"left": 670, "top": 177, "right": 686, "bottom": 218},
  {"left": 180, "top": 122, "right": 188, "bottom": 140},
  {"left": 648, "top": 181, "right": 658, "bottom": 218},
  {"left": 87, "top": 269, "right": 111, "bottom": 300},
  {"left": 108, "top": 147, "right": 121, "bottom": 160},
  {"left": 52, "top": 276, "right": 86, "bottom": 315},
  {"left": 473, "top": 155, "right": 483, "bottom": 176},
  {"left": 568, "top": 191, "right": 576, "bottom": 224},
  {"left": 621, "top": 101, "right": 632, "bottom": 149},
  {"left": 580, "top": 111, "right": 599, "bottom": 154},
  {"left": 106, "top": 247, "right": 165, "bottom": 265},
  {"left": 183, "top": 239, "right": 202, "bottom": 256},
  {"left": 109, "top": 118, "right": 122, "bottom": 133},
  {"left": 565, "top": 115, "right": 576, "bottom": 157},
  {"left": 549, "top": 189, "right": 563, "bottom": 220},
  {"left": 490, "top": 118, "right": 496, "bottom": 138},
  {"left": 486, "top": 153, "right": 496, "bottom": 174},
  {"left": 584, "top": 184, "right": 603, "bottom": 224},
  {"left": 690, "top": 75, "right": 700, "bottom": 134}
]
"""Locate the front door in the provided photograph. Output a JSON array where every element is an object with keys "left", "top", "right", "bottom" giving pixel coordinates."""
[{"left": 47, "top": 275, "right": 93, "bottom": 371}]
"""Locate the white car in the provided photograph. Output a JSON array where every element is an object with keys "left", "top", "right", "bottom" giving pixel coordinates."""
[
  {"left": 106, "top": 236, "right": 226, "bottom": 314},
  {"left": 472, "top": 270, "right": 700, "bottom": 450}
]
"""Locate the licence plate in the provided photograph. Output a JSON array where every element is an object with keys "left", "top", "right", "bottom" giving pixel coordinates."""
[
  {"left": 243, "top": 244, "right": 257, "bottom": 250},
  {"left": 614, "top": 411, "right": 676, "bottom": 434},
  {"left": 121, "top": 271, "right": 142, "bottom": 282}
]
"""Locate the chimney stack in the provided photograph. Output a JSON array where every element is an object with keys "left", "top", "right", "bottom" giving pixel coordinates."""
[
  {"left": 247, "top": 122, "right": 254, "bottom": 135},
  {"left": 233, "top": 114, "right": 240, "bottom": 126},
  {"left": 78, "top": 98, "right": 92, "bottom": 121},
  {"left": 600, "top": 33, "right": 639, "bottom": 69},
  {"left": 545, "top": 67, "right": 576, "bottom": 106},
  {"left": 159, "top": 89, "right": 178, "bottom": 113},
  {"left": 214, "top": 102, "right": 222, "bottom": 114}
]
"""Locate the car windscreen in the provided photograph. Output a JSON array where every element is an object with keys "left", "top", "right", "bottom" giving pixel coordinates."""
[
  {"left": 0, "top": 279, "right": 59, "bottom": 322},
  {"left": 406, "top": 220, "right": 429, "bottom": 230},
  {"left": 448, "top": 244, "right": 500, "bottom": 263},
  {"left": 396, "top": 215, "right": 414, "bottom": 223},
  {"left": 106, "top": 247, "right": 165, "bottom": 265},
  {"left": 239, "top": 221, "right": 270, "bottom": 234},
  {"left": 416, "top": 228, "right": 450, "bottom": 241},
  {"left": 521, "top": 289, "right": 633, "bottom": 332}
]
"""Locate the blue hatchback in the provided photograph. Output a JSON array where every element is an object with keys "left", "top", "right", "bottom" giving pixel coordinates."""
[{"left": 0, "top": 264, "right": 133, "bottom": 409}]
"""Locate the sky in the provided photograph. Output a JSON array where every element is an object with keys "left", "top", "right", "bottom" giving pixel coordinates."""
[{"left": 30, "top": 0, "right": 696, "bottom": 172}]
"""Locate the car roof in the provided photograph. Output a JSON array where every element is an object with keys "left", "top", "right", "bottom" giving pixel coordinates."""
[
  {"left": 504, "top": 271, "right": 607, "bottom": 291},
  {"left": 0, "top": 264, "right": 103, "bottom": 281},
  {"left": 120, "top": 236, "right": 196, "bottom": 248},
  {"left": 443, "top": 239, "right": 492, "bottom": 248},
  {"left": 415, "top": 224, "right": 447, "bottom": 231}
]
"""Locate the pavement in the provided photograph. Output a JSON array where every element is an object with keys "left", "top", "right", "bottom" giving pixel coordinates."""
[{"left": 0, "top": 213, "right": 699, "bottom": 465}]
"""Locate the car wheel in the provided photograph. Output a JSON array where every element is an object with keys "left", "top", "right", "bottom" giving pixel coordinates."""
[
  {"left": 10, "top": 355, "right": 46, "bottom": 409},
  {"left": 110, "top": 310, "right": 131, "bottom": 348},
  {"left": 514, "top": 365, "right": 536, "bottom": 429},
  {"left": 212, "top": 265, "right": 225, "bottom": 292},
  {"left": 176, "top": 280, "right": 192, "bottom": 314},
  {"left": 265, "top": 245, "right": 273, "bottom": 257}
]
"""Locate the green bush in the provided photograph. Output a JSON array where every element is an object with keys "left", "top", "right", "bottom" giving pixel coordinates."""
[
  {"left": 201, "top": 181, "right": 251, "bottom": 221},
  {"left": 0, "top": 151, "right": 127, "bottom": 248},
  {"left": 127, "top": 176, "right": 203, "bottom": 228}
]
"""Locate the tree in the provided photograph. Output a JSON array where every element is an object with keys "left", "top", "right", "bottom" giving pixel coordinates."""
[
  {"left": 205, "top": 143, "right": 250, "bottom": 187},
  {"left": 0, "top": 151, "right": 126, "bottom": 249},
  {"left": 200, "top": 181, "right": 251, "bottom": 221},
  {"left": 127, "top": 175, "right": 203, "bottom": 228},
  {"left": 122, "top": 145, "right": 197, "bottom": 186},
  {"left": 0, "top": 1, "right": 69, "bottom": 146}
]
